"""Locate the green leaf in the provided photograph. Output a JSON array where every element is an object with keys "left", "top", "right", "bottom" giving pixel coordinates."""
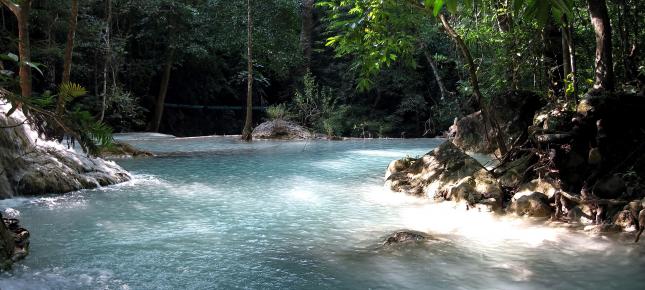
[
  {"left": 23, "top": 61, "right": 44, "bottom": 76},
  {"left": 0, "top": 53, "right": 19, "bottom": 62},
  {"left": 433, "top": 0, "right": 445, "bottom": 16}
]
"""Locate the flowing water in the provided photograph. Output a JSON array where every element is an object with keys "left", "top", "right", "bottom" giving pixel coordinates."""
[{"left": 1, "top": 136, "right": 644, "bottom": 290}]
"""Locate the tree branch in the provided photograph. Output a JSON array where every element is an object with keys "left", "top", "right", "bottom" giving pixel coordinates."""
[{"left": 0, "top": 0, "right": 19, "bottom": 15}]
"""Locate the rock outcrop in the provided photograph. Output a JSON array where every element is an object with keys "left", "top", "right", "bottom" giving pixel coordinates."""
[
  {"left": 1, "top": 212, "right": 29, "bottom": 271},
  {"left": 252, "top": 120, "right": 312, "bottom": 140},
  {"left": 450, "top": 91, "right": 543, "bottom": 153},
  {"left": 382, "top": 230, "right": 430, "bottom": 245},
  {"left": 0, "top": 101, "right": 131, "bottom": 199},
  {"left": 385, "top": 141, "right": 503, "bottom": 212},
  {"left": 509, "top": 192, "right": 552, "bottom": 217}
]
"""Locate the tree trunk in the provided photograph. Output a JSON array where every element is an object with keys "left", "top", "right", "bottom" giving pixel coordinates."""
[
  {"left": 99, "top": 0, "right": 112, "bottom": 122},
  {"left": 422, "top": 48, "right": 447, "bottom": 100},
  {"left": 587, "top": 0, "right": 614, "bottom": 92},
  {"left": 495, "top": 0, "right": 518, "bottom": 89},
  {"left": 618, "top": 0, "right": 636, "bottom": 81},
  {"left": 300, "top": 0, "right": 314, "bottom": 72},
  {"left": 151, "top": 48, "right": 175, "bottom": 133},
  {"left": 241, "top": 0, "right": 254, "bottom": 141},
  {"left": 438, "top": 13, "right": 507, "bottom": 155},
  {"left": 1, "top": 0, "right": 33, "bottom": 100},
  {"left": 561, "top": 15, "right": 577, "bottom": 104},
  {"left": 58, "top": 0, "right": 79, "bottom": 116},
  {"left": 542, "top": 20, "right": 564, "bottom": 98}
]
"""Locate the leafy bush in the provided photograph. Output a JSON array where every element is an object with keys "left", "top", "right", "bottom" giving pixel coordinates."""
[
  {"left": 291, "top": 72, "right": 348, "bottom": 137},
  {"left": 266, "top": 103, "right": 290, "bottom": 121},
  {"left": 104, "top": 87, "right": 148, "bottom": 132}
]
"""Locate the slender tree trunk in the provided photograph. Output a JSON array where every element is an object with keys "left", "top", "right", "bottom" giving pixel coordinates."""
[
  {"left": 1, "top": 0, "right": 33, "bottom": 100},
  {"left": 151, "top": 48, "right": 175, "bottom": 133},
  {"left": 495, "top": 0, "right": 517, "bottom": 89},
  {"left": 99, "top": 0, "right": 112, "bottom": 122},
  {"left": 241, "top": 0, "right": 254, "bottom": 141},
  {"left": 618, "top": 0, "right": 636, "bottom": 81},
  {"left": 57, "top": 0, "right": 79, "bottom": 116},
  {"left": 561, "top": 15, "right": 577, "bottom": 104},
  {"left": 439, "top": 13, "right": 507, "bottom": 155},
  {"left": 422, "top": 48, "right": 448, "bottom": 100},
  {"left": 300, "top": 0, "right": 314, "bottom": 72},
  {"left": 587, "top": 0, "right": 614, "bottom": 92},
  {"left": 17, "top": 1, "right": 31, "bottom": 99}
]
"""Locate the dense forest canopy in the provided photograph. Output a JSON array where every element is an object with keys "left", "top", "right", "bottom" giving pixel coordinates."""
[{"left": 0, "top": 0, "right": 643, "bottom": 140}]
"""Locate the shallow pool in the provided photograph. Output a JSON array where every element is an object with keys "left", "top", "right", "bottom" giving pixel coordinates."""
[{"left": 1, "top": 137, "right": 644, "bottom": 289}]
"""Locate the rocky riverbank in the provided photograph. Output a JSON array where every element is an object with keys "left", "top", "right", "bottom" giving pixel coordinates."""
[
  {"left": 0, "top": 212, "right": 29, "bottom": 271},
  {"left": 0, "top": 101, "right": 131, "bottom": 199},
  {"left": 388, "top": 91, "right": 645, "bottom": 241}
]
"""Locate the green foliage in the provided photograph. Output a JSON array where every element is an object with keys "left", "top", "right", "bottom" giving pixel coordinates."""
[
  {"left": 291, "top": 72, "right": 348, "bottom": 136},
  {"left": 266, "top": 103, "right": 290, "bottom": 121},
  {"left": 58, "top": 82, "right": 87, "bottom": 105},
  {"left": 320, "top": 0, "right": 419, "bottom": 91},
  {"left": 103, "top": 87, "right": 148, "bottom": 132}
]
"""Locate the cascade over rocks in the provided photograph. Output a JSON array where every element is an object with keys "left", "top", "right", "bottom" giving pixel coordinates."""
[
  {"left": 0, "top": 101, "right": 131, "bottom": 199},
  {"left": 252, "top": 120, "right": 312, "bottom": 140},
  {"left": 385, "top": 141, "right": 503, "bottom": 212}
]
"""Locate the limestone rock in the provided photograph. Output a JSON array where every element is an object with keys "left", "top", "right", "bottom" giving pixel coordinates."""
[
  {"left": 385, "top": 141, "right": 503, "bottom": 211},
  {"left": 509, "top": 192, "right": 553, "bottom": 217},
  {"left": 613, "top": 210, "right": 637, "bottom": 230},
  {"left": 0, "top": 213, "right": 29, "bottom": 271},
  {"left": 252, "top": 120, "right": 312, "bottom": 140},
  {"left": 517, "top": 178, "right": 561, "bottom": 199},
  {"left": 584, "top": 224, "right": 622, "bottom": 234},
  {"left": 0, "top": 101, "right": 131, "bottom": 199},
  {"left": 383, "top": 230, "right": 429, "bottom": 245},
  {"left": 495, "top": 153, "right": 537, "bottom": 188},
  {"left": 451, "top": 90, "right": 543, "bottom": 153}
]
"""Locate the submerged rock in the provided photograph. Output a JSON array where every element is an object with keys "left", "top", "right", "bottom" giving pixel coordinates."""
[
  {"left": 0, "top": 101, "right": 131, "bottom": 198},
  {"left": 0, "top": 212, "right": 29, "bottom": 271},
  {"left": 98, "top": 141, "right": 154, "bottom": 159},
  {"left": 383, "top": 230, "right": 430, "bottom": 245},
  {"left": 385, "top": 141, "right": 503, "bottom": 211},
  {"left": 252, "top": 120, "right": 312, "bottom": 140}
]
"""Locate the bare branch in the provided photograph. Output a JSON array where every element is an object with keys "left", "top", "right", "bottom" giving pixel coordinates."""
[{"left": 0, "top": 0, "right": 19, "bottom": 15}]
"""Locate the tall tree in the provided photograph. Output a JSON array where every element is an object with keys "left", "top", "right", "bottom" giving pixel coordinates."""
[
  {"left": 99, "top": 0, "right": 112, "bottom": 122},
  {"left": 151, "top": 48, "right": 174, "bottom": 132},
  {"left": 0, "top": 0, "right": 32, "bottom": 100},
  {"left": 57, "top": 0, "right": 79, "bottom": 116},
  {"left": 300, "top": 0, "right": 315, "bottom": 72},
  {"left": 587, "top": 0, "right": 614, "bottom": 92},
  {"left": 241, "top": 0, "right": 254, "bottom": 141}
]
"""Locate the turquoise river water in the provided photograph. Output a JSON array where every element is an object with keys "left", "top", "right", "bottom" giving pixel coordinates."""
[{"left": 1, "top": 136, "right": 644, "bottom": 289}]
